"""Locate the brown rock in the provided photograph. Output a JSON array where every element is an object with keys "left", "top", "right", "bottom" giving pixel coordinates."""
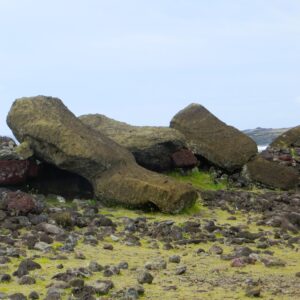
[
  {"left": 170, "top": 104, "right": 257, "bottom": 171},
  {"left": 79, "top": 114, "right": 188, "bottom": 172},
  {"left": 271, "top": 126, "right": 300, "bottom": 148},
  {"left": 171, "top": 149, "right": 198, "bottom": 169},
  {"left": 243, "top": 156, "right": 299, "bottom": 190}
]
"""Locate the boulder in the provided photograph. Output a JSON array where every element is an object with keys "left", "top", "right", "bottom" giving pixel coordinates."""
[
  {"left": 7, "top": 96, "right": 198, "bottom": 213},
  {"left": 79, "top": 114, "right": 196, "bottom": 171},
  {"left": 3, "top": 191, "right": 38, "bottom": 215},
  {"left": 271, "top": 126, "right": 300, "bottom": 148},
  {"left": 170, "top": 104, "right": 257, "bottom": 172},
  {"left": 243, "top": 156, "right": 299, "bottom": 190}
]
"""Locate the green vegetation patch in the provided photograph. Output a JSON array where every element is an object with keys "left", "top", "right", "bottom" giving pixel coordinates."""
[{"left": 167, "top": 169, "right": 227, "bottom": 191}]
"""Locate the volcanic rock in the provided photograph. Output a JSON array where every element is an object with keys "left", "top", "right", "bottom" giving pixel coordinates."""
[
  {"left": 243, "top": 156, "right": 298, "bottom": 190},
  {"left": 170, "top": 104, "right": 257, "bottom": 171},
  {"left": 271, "top": 126, "right": 300, "bottom": 148},
  {"left": 79, "top": 113, "right": 196, "bottom": 171},
  {"left": 7, "top": 96, "right": 198, "bottom": 213}
]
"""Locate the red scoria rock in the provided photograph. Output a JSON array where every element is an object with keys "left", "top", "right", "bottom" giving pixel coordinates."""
[
  {"left": 171, "top": 149, "right": 198, "bottom": 169},
  {"left": 5, "top": 191, "right": 36, "bottom": 215},
  {"left": 0, "top": 160, "right": 40, "bottom": 186}
]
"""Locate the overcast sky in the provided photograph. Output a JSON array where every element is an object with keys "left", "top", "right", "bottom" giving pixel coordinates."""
[{"left": 1, "top": 0, "right": 300, "bottom": 136}]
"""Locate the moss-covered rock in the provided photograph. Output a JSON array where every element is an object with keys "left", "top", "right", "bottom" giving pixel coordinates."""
[
  {"left": 271, "top": 126, "right": 300, "bottom": 148},
  {"left": 170, "top": 104, "right": 257, "bottom": 172},
  {"left": 7, "top": 96, "right": 198, "bottom": 213},
  {"left": 243, "top": 156, "right": 299, "bottom": 190},
  {"left": 79, "top": 114, "right": 193, "bottom": 172}
]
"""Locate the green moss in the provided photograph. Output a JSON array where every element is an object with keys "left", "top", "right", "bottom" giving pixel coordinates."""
[
  {"left": 52, "top": 241, "right": 64, "bottom": 250},
  {"left": 167, "top": 170, "right": 227, "bottom": 191}
]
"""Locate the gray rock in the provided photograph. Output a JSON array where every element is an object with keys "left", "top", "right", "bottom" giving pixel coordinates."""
[
  {"left": 41, "top": 223, "right": 64, "bottom": 235},
  {"left": 169, "top": 255, "right": 181, "bottom": 263},
  {"left": 137, "top": 271, "right": 153, "bottom": 284},
  {"left": 144, "top": 258, "right": 167, "bottom": 270},
  {"left": 28, "top": 291, "right": 39, "bottom": 299},
  {"left": 209, "top": 245, "right": 223, "bottom": 255},
  {"left": 88, "top": 261, "right": 103, "bottom": 272},
  {"left": 9, "top": 294, "right": 26, "bottom": 300},
  {"left": 0, "top": 274, "right": 11, "bottom": 282},
  {"left": 123, "top": 287, "right": 139, "bottom": 300},
  {"left": 18, "top": 275, "right": 36, "bottom": 285},
  {"left": 15, "top": 259, "right": 41, "bottom": 278},
  {"left": 92, "top": 280, "right": 114, "bottom": 295},
  {"left": 34, "top": 241, "right": 52, "bottom": 252},
  {"left": 175, "top": 265, "right": 187, "bottom": 275}
]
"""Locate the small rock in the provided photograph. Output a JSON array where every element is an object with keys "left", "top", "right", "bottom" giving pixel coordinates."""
[
  {"left": 231, "top": 258, "right": 246, "bottom": 268},
  {"left": 103, "top": 265, "right": 120, "bottom": 277},
  {"left": 34, "top": 241, "right": 52, "bottom": 252},
  {"left": 75, "top": 252, "right": 86, "bottom": 260},
  {"left": 93, "top": 280, "right": 114, "bottom": 295},
  {"left": 18, "top": 275, "right": 36, "bottom": 285},
  {"left": 296, "top": 272, "right": 300, "bottom": 278},
  {"left": 145, "top": 258, "right": 167, "bottom": 270},
  {"left": 41, "top": 223, "right": 64, "bottom": 235},
  {"left": 28, "top": 291, "right": 39, "bottom": 299},
  {"left": 88, "top": 261, "right": 103, "bottom": 272},
  {"left": 261, "top": 256, "right": 286, "bottom": 267},
  {"left": 0, "top": 274, "right": 11, "bottom": 282},
  {"left": 123, "top": 287, "right": 139, "bottom": 300},
  {"left": 245, "top": 287, "right": 261, "bottom": 297},
  {"left": 137, "top": 271, "right": 153, "bottom": 284},
  {"left": 209, "top": 245, "right": 223, "bottom": 255},
  {"left": 196, "top": 248, "right": 205, "bottom": 254},
  {"left": 15, "top": 258, "right": 41, "bottom": 278},
  {"left": 169, "top": 255, "right": 181, "bottom": 263},
  {"left": 103, "top": 244, "right": 113, "bottom": 250},
  {"left": 175, "top": 265, "right": 187, "bottom": 275},
  {"left": 69, "top": 278, "right": 84, "bottom": 288},
  {"left": 118, "top": 261, "right": 129, "bottom": 269},
  {"left": 9, "top": 294, "right": 27, "bottom": 300}
]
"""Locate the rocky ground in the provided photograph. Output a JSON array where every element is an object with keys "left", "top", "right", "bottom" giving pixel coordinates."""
[{"left": 0, "top": 176, "right": 300, "bottom": 300}]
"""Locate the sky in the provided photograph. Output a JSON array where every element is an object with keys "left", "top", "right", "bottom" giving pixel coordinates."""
[{"left": 1, "top": 0, "right": 300, "bottom": 136}]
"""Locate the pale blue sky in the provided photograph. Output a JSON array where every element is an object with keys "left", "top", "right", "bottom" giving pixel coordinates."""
[{"left": 1, "top": 0, "right": 300, "bottom": 136}]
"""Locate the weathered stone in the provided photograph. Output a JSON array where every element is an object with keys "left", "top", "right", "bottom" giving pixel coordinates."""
[
  {"left": 170, "top": 103, "right": 257, "bottom": 171},
  {"left": 15, "top": 258, "right": 41, "bottom": 278},
  {"left": 5, "top": 191, "right": 37, "bottom": 215},
  {"left": 79, "top": 113, "right": 191, "bottom": 172},
  {"left": 137, "top": 271, "right": 153, "bottom": 284},
  {"left": 40, "top": 223, "right": 64, "bottom": 235},
  {"left": 175, "top": 265, "right": 187, "bottom": 275},
  {"left": 7, "top": 96, "right": 197, "bottom": 213},
  {"left": 271, "top": 126, "right": 300, "bottom": 148},
  {"left": 243, "top": 156, "right": 298, "bottom": 190},
  {"left": 18, "top": 275, "right": 36, "bottom": 285}
]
